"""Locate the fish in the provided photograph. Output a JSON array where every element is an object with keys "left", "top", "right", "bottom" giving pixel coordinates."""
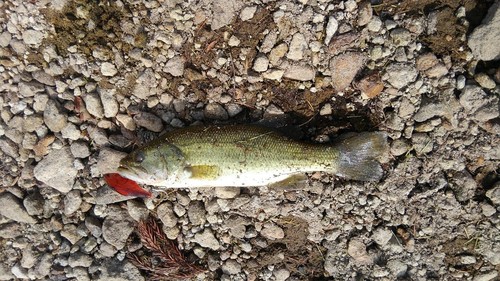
[{"left": 113, "top": 124, "right": 388, "bottom": 194}]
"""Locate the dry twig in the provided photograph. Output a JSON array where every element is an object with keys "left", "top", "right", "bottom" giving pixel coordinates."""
[{"left": 129, "top": 218, "right": 205, "bottom": 280}]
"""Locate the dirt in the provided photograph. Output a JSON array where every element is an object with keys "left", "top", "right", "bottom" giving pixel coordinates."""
[
  {"left": 251, "top": 216, "right": 326, "bottom": 280},
  {"left": 374, "top": 0, "right": 493, "bottom": 63},
  {"left": 42, "top": 1, "right": 131, "bottom": 57}
]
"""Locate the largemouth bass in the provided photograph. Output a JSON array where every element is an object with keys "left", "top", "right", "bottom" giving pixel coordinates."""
[{"left": 115, "top": 125, "right": 388, "bottom": 191}]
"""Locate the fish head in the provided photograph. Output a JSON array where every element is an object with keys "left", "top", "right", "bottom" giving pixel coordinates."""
[{"left": 117, "top": 142, "right": 185, "bottom": 186}]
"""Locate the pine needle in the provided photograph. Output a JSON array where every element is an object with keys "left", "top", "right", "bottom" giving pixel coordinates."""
[{"left": 129, "top": 217, "right": 206, "bottom": 280}]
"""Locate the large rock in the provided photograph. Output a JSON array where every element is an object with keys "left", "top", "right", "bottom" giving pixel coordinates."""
[
  {"left": 95, "top": 259, "right": 144, "bottom": 281},
  {"left": 329, "top": 52, "right": 366, "bottom": 90},
  {"left": 385, "top": 63, "right": 418, "bottom": 89},
  {"left": 102, "top": 211, "right": 135, "bottom": 250},
  {"left": 468, "top": 1, "right": 500, "bottom": 61},
  {"left": 95, "top": 147, "right": 127, "bottom": 175},
  {"left": 460, "top": 85, "right": 499, "bottom": 122},
  {"left": 211, "top": 0, "right": 244, "bottom": 30},
  {"left": 43, "top": 99, "right": 67, "bottom": 133},
  {"left": 0, "top": 193, "right": 36, "bottom": 224},
  {"left": 283, "top": 64, "right": 316, "bottom": 81},
  {"left": 34, "top": 147, "right": 78, "bottom": 193},
  {"left": 193, "top": 229, "right": 220, "bottom": 250}
]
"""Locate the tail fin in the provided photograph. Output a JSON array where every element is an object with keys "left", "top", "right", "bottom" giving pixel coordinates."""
[{"left": 334, "top": 132, "right": 388, "bottom": 182}]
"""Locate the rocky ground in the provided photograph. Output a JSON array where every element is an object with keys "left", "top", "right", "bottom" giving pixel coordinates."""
[{"left": 0, "top": 0, "right": 499, "bottom": 280}]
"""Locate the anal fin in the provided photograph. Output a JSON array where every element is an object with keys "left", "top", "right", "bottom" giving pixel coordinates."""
[{"left": 269, "top": 174, "right": 308, "bottom": 189}]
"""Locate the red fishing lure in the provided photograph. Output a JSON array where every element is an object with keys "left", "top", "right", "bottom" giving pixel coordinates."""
[{"left": 104, "top": 173, "right": 152, "bottom": 198}]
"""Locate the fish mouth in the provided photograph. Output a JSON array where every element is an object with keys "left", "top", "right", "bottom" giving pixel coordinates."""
[{"left": 117, "top": 165, "right": 147, "bottom": 183}]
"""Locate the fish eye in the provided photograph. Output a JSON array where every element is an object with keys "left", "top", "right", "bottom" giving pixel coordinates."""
[{"left": 135, "top": 151, "right": 145, "bottom": 163}]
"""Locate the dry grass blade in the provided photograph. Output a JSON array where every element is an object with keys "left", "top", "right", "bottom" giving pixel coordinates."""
[{"left": 129, "top": 217, "right": 205, "bottom": 280}]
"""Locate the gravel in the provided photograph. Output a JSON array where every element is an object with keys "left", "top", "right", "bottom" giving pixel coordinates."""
[{"left": 1, "top": 1, "right": 499, "bottom": 280}]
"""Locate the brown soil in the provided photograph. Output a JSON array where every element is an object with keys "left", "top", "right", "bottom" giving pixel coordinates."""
[{"left": 251, "top": 216, "right": 326, "bottom": 280}]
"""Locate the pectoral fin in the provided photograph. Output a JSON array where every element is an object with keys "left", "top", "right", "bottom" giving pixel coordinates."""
[{"left": 187, "top": 165, "right": 220, "bottom": 179}]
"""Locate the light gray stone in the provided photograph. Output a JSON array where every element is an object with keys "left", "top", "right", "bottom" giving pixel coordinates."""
[
  {"left": 0, "top": 193, "right": 36, "bottom": 223},
  {"left": 287, "top": 33, "right": 307, "bottom": 61},
  {"left": 70, "top": 141, "right": 90, "bottom": 158},
  {"left": 416, "top": 53, "right": 438, "bottom": 71},
  {"left": 283, "top": 64, "right": 315, "bottom": 81},
  {"left": 240, "top": 6, "right": 257, "bottom": 21},
  {"left": 99, "top": 89, "right": 119, "bottom": 118},
  {"left": 94, "top": 186, "right": 136, "bottom": 205},
  {"left": 61, "top": 123, "right": 81, "bottom": 140},
  {"left": 165, "top": 55, "right": 185, "bottom": 77},
  {"left": 260, "top": 30, "right": 277, "bottom": 53},
  {"left": 101, "top": 62, "right": 117, "bottom": 76},
  {"left": 102, "top": 211, "right": 135, "bottom": 250},
  {"left": 211, "top": 0, "right": 244, "bottom": 30},
  {"left": 473, "top": 271, "right": 498, "bottom": 281},
  {"left": 460, "top": 85, "right": 499, "bottom": 122},
  {"left": 475, "top": 73, "right": 496, "bottom": 89},
  {"left": 468, "top": 1, "right": 500, "bottom": 61},
  {"left": 68, "top": 252, "right": 93, "bottom": 267},
  {"left": 372, "top": 227, "right": 393, "bottom": 246},
  {"left": 385, "top": 63, "right": 418, "bottom": 89},
  {"left": 214, "top": 187, "right": 240, "bottom": 199},
  {"left": 84, "top": 93, "right": 104, "bottom": 118},
  {"left": 347, "top": 239, "right": 372, "bottom": 264},
  {"left": 95, "top": 147, "right": 127, "bottom": 175},
  {"left": 43, "top": 99, "right": 67, "bottom": 132},
  {"left": 412, "top": 133, "right": 433, "bottom": 155},
  {"left": 188, "top": 201, "right": 206, "bottom": 225},
  {"left": 22, "top": 29, "right": 44, "bottom": 46},
  {"left": 387, "top": 259, "right": 408, "bottom": 277},
  {"left": 21, "top": 247, "right": 37, "bottom": 268},
  {"left": 260, "top": 224, "right": 284, "bottom": 240},
  {"left": 34, "top": 147, "right": 77, "bottom": 193},
  {"left": 0, "top": 138, "right": 19, "bottom": 159},
  {"left": 64, "top": 190, "right": 82, "bottom": 216},
  {"left": 253, "top": 55, "right": 269, "bottom": 72},
  {"left": 157, "top": 202, "right": 178, "bottom": 228},
  {"left": 368, "top": 17, "right": 383, "bottom": 32},
  {"left": 60, "top": 224, "right": 85, "bottom": 244},
  {"left": 390, "top": 28, "right": 412, "bottom": 46},
  {"left": 274, "top": 268, "right": 290, "bottom": 281},
  {"left": 127, "top": 200, "right": 148, "bottom": 221},
  {"left": 31, "top": 253, "right": 53, "bottom": 279},
  {"left": 324, "top": 17, "right": 338, "bottom": 45},
  {"left": 193, "top": 229, "right": 220, "bottom": 250},
  {"left": 32, "top": 70, "right": 55, "bottom": 86},
  {"left": 357, "top": 2, "right": 373, "bottom": 26},
  {"left": 95, "top": 259, "right": 144, "bottom": 281},
  {"left": 222, "top": 259, "right": 241, "bottom": 275},
  {"left": 0, "top": 31, "right": 11, "bottom": 47},
  {"left": 0, "top": 263, "right": 15, "bottom": 280}
]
